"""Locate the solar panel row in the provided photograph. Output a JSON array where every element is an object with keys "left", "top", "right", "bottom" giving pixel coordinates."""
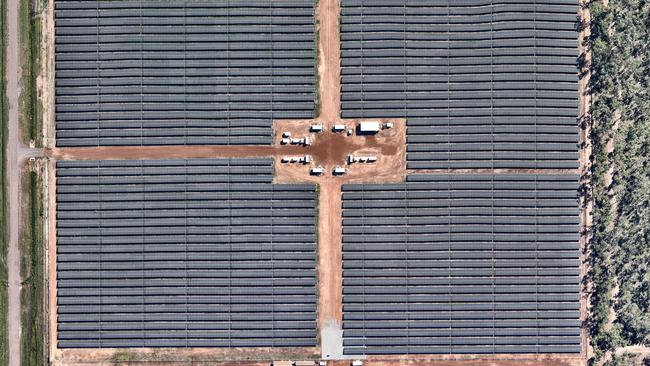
[
  {"left": 341, "top": 174, "right": 581, "bottom": 355},
  {"left": 56, "top": 158, "right": 318, "bottom": 348},
  {"left": 340, "top": 0, "right": 579, "bottom": 170},
  {"left": 51, "top": 0, "right": 583, "bottom": 356},
  {"left": 55, "top": 0, "right": 316, "bottom": 147}
]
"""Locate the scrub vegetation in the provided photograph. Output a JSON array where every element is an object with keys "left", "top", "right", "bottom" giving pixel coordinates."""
[
  {"left": 19, "top": 0, "right": 42, "bottom": 146},
  {"left": 586, "top": 1, "right": 650, "bottom": 365},
  {"left": 0, "top": 0, "right": 9, "bottom": 362},
  {"left": 20, "top": 167, "right": 45, "bottom": 366}
]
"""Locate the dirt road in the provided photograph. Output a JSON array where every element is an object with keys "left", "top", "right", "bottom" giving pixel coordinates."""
[
  {"left": 317, "top": 180, "right": 344, "bottom": 360},
  {"left": 7, "top": 0, "right": 22, "bottom": 365},
  {"left": 6, "top": 0, "right": 45, "bottom": 364},
  {"left": 6, "top": 0, "right": 24, "bottom": 363},
  {"left": 49, "top": 145, "right": 281, "bottom": 160},
  {"left": 317, "top": 0, "right": 340, "bottom": 124}
]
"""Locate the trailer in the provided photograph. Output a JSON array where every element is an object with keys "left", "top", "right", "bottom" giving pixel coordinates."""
[
  {"left": 333, "top": 166, "right": 347, "bottom": 175},
  {"left": 310, "top": 167, "right": 324, "bottom": 175},
  {"left": 333, "top": 124, "right": 346, "bottom": 132},
  {"left": 310, "top": 124, "right": 323, "bottom": 132},
  {"left": 358, "top": 121, "right": 381, "bottom": 134}
]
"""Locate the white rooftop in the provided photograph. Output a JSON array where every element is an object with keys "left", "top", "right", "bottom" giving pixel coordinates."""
[{"left": 359, "top": 121, "right": 380, "bottom": 132}]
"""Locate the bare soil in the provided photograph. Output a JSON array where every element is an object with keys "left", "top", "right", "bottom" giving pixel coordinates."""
[
  {"left": 7, "top": 0, "right": 26, "bottom": 364},
  {"left": 46, "top": 160, "right": 57, "bottom": 361},
  {"left": 317, "top": 0, "right": 340, "bottom": 123},
  {"left": 52, "top": 347, "right": 318, "bottom": 366},
  {"left": 317, "top": 181, "right": 343, "bottom": 329},
  {"left": 40, "top": 0, "right": 55, "bottom": 149},
  {"left": 331, "top": 355, "right": 584, "bottom": 366},
  {"left": 272, "top": 118, "right": 407, "bottom": 339},
  {"left": 48, "top": 145, "right": 277, "bottom": 160},
  {"left": 274, "top": 118, "right": 406, "bottom": 185}
]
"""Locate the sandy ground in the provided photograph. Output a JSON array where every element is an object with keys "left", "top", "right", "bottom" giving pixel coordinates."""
[
  {"left": 40, "top": 0, "right": 55, "bottom": 149},
  {"left": 317, "top": 0, "right": 340, "bottom": 123},
  {"left": 274, "top": 118, "right": 406, "bottom": 185},
  {"left": 317, "top": 181, "right": 343, "bottom": 339},
  {"left": 7, "top": 0, "right": 25, "bottom": 364},
  {"left": 330, "top": 354, "right": 584, "bottom": 366},
  {"left": 41, "top": 0, "right": 57, "bottom": 361},
  {"left": 49, "top": 145, "right": 279, "bottom": 160},
  {"left": 52, "top": 347, "right": 318, "bottom": 366},
  {"left": 46, "top": 160, "right": 57, "bottom": 362}
]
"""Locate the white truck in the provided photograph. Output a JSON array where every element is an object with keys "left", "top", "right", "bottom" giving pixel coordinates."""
[
  {"left": 332, "top": 124, "right": 346, "bottom": 132},
  {"left": 333, "top": 166, "right": 347, "bottom": 175},
  {"left": 310, "top": 166, "right": 324, "bottom": 175}
]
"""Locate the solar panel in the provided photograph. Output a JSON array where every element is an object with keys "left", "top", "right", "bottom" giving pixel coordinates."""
[
  {"left": 340, "top": 174, "right": 580, "bottom": 355},
  {"left": 339, "top": 0, "right": 579, "bottom": 170},
  {"left": 56, "top": 158, "right": 318, "bottom": 348}
]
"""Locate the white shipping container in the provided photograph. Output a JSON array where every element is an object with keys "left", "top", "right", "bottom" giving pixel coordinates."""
[{"left": 359, "top": 121, "right": 380, "bottom": 133}]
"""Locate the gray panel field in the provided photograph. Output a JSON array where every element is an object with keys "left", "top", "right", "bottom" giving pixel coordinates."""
[
  {"left": 341, "top": 174, "right": 580, "bottom": 355},
  {"left": 56, "top": 158, "right": 318, "bottom": 348},
  {"left": 54, "top": 0, "right": 315, "bottom": 147},
  {"left": 340, "top": 1, "right": 579, "bottom": 170}
]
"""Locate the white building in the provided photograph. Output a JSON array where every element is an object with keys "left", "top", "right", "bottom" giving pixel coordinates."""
[{"left": 358, "top": 121, "right": 381, "bottom": 133}]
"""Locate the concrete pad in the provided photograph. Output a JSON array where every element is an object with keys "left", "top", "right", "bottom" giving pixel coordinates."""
[{"left": 321, "top": 319, "right": 343, "bottom": 360}]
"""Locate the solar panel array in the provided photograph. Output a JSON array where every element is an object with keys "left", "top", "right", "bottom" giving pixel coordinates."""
[
  {"left": 55, "top": 0, "right": 315, "bottom": 147},
  {"left": 56, "top": 158, "right": 318, "bottom": 348},
  {"left": 341, "top": 174, "right": 580, "bottom": 355},
  {"left": 340, "top": 1, "right": 579, "bottom": 170}
]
